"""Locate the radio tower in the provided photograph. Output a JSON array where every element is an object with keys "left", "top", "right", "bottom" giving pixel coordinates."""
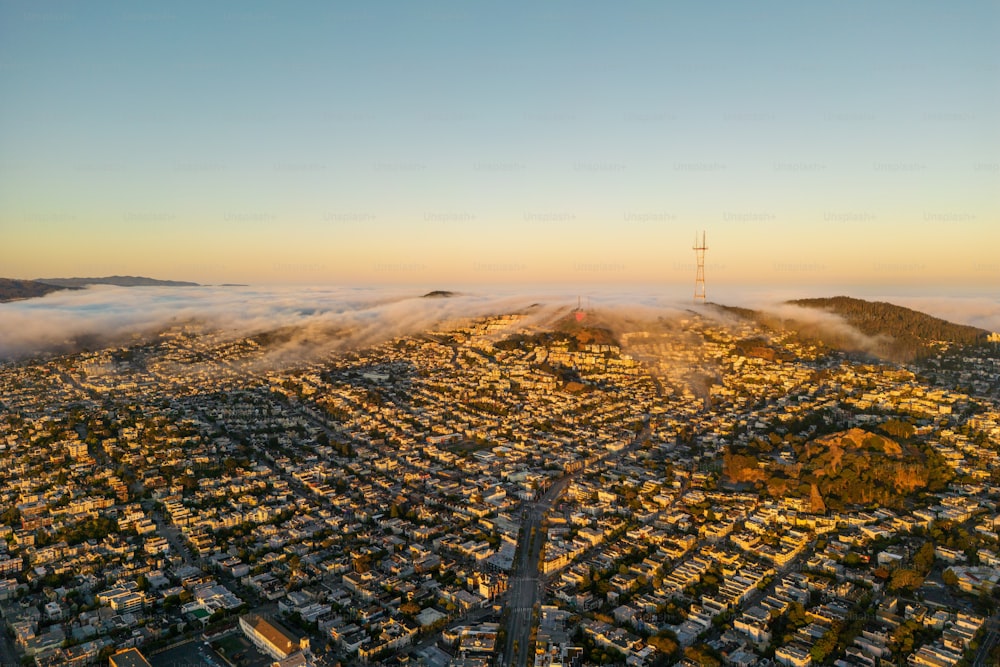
[{"left": 693, "top": 231, "right": 707, "bottom": 303}]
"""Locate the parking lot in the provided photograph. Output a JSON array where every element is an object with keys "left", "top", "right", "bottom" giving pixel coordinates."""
[{"left": 151, "top": 640, "right": 224, "bottom": 667}]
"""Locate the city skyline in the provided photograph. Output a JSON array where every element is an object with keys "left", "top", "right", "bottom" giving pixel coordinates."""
[{"left": 1, "top": 1, "right": 998, "bottom": 287}]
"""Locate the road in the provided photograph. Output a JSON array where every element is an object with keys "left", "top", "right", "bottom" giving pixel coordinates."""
[
  {"left": 0, "top": 627, "right": 19, "bottom": 667},
  {"left": 501, "top": 476, "right": 573, "bottom": 667},
  {"left": 499, "top": 424, "right": 650, "bottom": 667},
  {"left": 149, "top": 509, "right": 199, "bottom": 567},
  {"left": 972, "top": 613, "right": 1000, "bottom": 667}
]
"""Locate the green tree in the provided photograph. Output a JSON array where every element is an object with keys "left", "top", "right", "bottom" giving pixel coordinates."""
[
  {"left": 787, "top": 601, "right": 807, "bottom": 630},
  {"left": 647, "top": 632, "right": 679, "bottom": 658},
  {"left": 881, "top": 418, "right": 915, "bottom": 440},
  {"left": 889, "top": 568, "right": 924, "bottom": 593},
  {"left": 0, "top": 507, "right": 19, "bottom": 526},
  {"left": 810, "top": 626, "right": 840, "bottom": 663},
  {"left": 843, "top": 552, "right": 863, "bottom": 568},
  {"left": 890, "top": 620, "right": 920, "bottom": 657},
  {"left": 913, "top": 541, "right": 935, "bottom": 575},
  {"left": 684, "top": 645, "right": 722, "bottom": 667}
]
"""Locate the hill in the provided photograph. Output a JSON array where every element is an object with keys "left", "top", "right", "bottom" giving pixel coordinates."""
[
  {"left": 495, "top": 327, "right": 618, "bottom": 354},
  {"left": 36, "top": 275, "right": 200, "bottom": 288},
  {"left": 0, "top": 278, "right": 74, "bottom": 303},
  {"left": 422, "top": 290, "right": 456, "bottom": 298},
  {"left": 790, "top": 296, "right": 988, "bottom": 360},
  {"left": 494, "top": 316, "right": 621, "bottom": 394},
  {"left": 724, "top": 427, "right": 940, "bottom": 511},
  {"left": 713, "top": 296, "right": 989, "bottom": 362}
]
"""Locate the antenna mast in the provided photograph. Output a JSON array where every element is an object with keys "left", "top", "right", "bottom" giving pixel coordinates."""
[{"left": 693, "top": 231, "right": 708, "bottom": 303}]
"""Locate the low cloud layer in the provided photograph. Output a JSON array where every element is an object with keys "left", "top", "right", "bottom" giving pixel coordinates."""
[
  {"left": 0, "top": 285, "right": 690, "bottom": 363},
  {"left": 742, "top": 300, "right": 895, "bottom": 356},
  {"left": 3, "top": 286, "right": 995, "bottom": 367}
]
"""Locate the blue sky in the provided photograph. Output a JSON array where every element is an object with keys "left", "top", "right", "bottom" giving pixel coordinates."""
[{"left": 1, "top": 1, "right": 997, "bottom": 288}]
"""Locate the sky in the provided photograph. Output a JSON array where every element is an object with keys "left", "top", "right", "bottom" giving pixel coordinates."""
[{"left": 1, "top": 1, "right": 998, "bottom": 291}]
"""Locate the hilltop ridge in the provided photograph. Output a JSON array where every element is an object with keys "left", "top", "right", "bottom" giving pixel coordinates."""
[
  {"left": 36, "top": 275, "right": 200, "bottom": 288},
  {"left": 0, "top": 278, "right": 74, "bottom": 303}
]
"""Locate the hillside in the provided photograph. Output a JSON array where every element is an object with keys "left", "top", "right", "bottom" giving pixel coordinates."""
[
  {"left": 791, "top": 296, "right": 988, "bottom": 361},
  {"left": 724, "top": 427, "right": 947, "bottom": 511},
  {"left": 553, "top": 313, "right": 619, "bottom": 348},
  {"left": 495, "top": 327, "right": 617, "bottom": 354},
  {"left": 0, "top": 278, "right": 73, "bottom": 303},
  {"left": 713, "top": 296, "right": 989, "bottom": 362},
  {"left": 36, "top": 276, "right": 200, "bottom": 287}
]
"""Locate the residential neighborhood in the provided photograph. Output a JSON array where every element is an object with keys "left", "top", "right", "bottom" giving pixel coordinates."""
[{"left": 1, "top": 309, "right": 998, "bottom": 667}]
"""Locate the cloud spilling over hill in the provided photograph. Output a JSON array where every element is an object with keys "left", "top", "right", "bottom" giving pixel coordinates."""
[
  {"left": 709, "top": 300, "right": 894, "bottom": 359},
  {"left": 713, "top": 295, "right": 997, "bottom": 362},
  {"left": 0, "top": 285, "right": 691, "bottom": 362},
  {"left": 873, "top": 295, "right": 1000, "bottom": 335},
  {"left": 789, "top": 296, "right": 989, "bottom": 361},
  {"left": 5, "top": 286, "right": 995, "bottom": 368}
]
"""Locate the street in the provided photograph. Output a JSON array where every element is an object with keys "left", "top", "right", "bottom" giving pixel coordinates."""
[
  {"left": 972, "top": 613, "right": 1000, "bottom": 667},
  {"left": 500, "top": 478, "right": 572, "bottom": 667},
  {"left": 0, "top": 627, "right": 19, "bottom": 667},
  {"left": 499, "top": 425, "right": 650, "bottom": 667}
]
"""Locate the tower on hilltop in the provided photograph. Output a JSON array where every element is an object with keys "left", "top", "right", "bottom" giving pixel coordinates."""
[{"left": 693, "top": 231, "right": 707, "bottom": 303}]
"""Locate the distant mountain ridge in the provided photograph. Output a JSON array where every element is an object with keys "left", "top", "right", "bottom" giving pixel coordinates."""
[
  {"left": 0, "top": 278, "right": 75, "bottom": 303},
  {"left": 36, "top": 275, "right": 200, "bottom": 287}
]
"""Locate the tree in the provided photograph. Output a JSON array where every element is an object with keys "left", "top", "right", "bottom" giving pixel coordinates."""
[
  {"left": 684, "top": 645, "right": 722, "bottom": 667},
  {"left": 890, "top": 620, "right": 920, "bottom": 657},
  {"left": 881, "top": 418, "right": 915, "bottom": 440},
  {"left": 0, "top": 507, "right": 19, "bottom": 526},
  {"left": 647, "top": 631, "right": 679, "bottom": 658},
  {"left": 843, "top": 552, "right": 863, "bottom": 568},
  {"left": 913, "top": 541, "right": 935, "bottom": 575},
  {"left": 810, "top": 626, "right": 839, "bottom": 663},
  {"left": 942, "top": 568, "right": 959, "bottom": 587},
  {"left": 975, "top": 589, "right": 997, "bottom": 616},
  {"left": 889, "top": 568, "right": 924, "bottom": 593},
  {"left": 786, "top": 602, "right": 807, "bottom": 630}
]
